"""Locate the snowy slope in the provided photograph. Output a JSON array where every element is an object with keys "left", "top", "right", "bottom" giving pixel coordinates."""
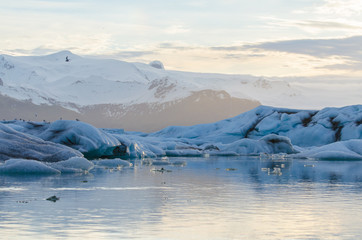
[{"left": 0, "top": 50, "right": 308, "bottom": 107}]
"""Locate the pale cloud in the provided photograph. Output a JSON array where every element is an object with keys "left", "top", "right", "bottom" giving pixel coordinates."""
[
  {"left": 1, "top": 0, "right": 362, "bottom": 77},
  {"left": 239, "top": 36, "right": 362, "bottom": 75},
  {"left": 245, "top": 36, "right": 362, "bottom": 60},
  {"left": 164, "top": 25, "right": 190, "bottom": 34},
  {"left": 2, "top": 0, "right": 84, "bottom": 11},
  {"left": 138, "top": 41, "right": 357, "bottom": 77},
  {"left": 259, "top": 16, "right": 362, "bottom": 35},
  {"left": 210, "top": 46, "right": 244, "bottom": 51},
  {"left": 158, "top": 42, "right": 194, "bottom": 50},
  {"left": 184, "top": 0, "right": 207, "bottom": 7},
  {"left": 317, "top": 62, "right": 362, "bottom": 71},
  {"left": 296, "top": 20, "right": 362, "bottom": 30},
  {"left": 84, "top": 50, "right": 155, "bottom": 61},
  {"left": 1, "top": 32, "right": 115, "bottom": 57},
  {"left": 316, "top": 0, "right": 362, "bottom": 17}
]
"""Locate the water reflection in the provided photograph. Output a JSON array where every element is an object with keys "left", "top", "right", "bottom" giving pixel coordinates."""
[{"left": 0, "top": 156, "right": 362, "bottom": 239}]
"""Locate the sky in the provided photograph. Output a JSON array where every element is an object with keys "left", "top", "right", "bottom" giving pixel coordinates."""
[{"left": 1, "top": 0, "right": 362, "bottom": 77}]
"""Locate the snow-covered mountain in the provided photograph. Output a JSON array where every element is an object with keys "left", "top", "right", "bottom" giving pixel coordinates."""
[{"left": 0, "top": 51, "right": 359, "bottom": 131}]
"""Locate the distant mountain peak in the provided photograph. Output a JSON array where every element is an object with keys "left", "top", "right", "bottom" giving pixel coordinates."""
[
  {"left": 149, "top": 60, "right": 165, "bottom": 70},
  {"left": 43, "top": 50, "right": 81, "bottom": 62}
]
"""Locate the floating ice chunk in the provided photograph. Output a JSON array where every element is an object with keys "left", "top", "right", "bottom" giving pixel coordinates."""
[
  {"left": 50, "top": 157, "right": 94, "bottom": 173},
  {"left": 94, "top": 158, "right": 133, "bottom": 168},
  {"left": 0, "top": 159, "right": 60, "bottom": 175}
]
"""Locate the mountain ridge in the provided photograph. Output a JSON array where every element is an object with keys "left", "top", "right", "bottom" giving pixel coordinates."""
[{"left": 0, "top": 51, "right": 360, "bottom": 131}]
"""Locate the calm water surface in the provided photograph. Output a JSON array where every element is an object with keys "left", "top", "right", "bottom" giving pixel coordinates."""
[{"left": 1, "top": 156, "right": 362, "bottom": 239}]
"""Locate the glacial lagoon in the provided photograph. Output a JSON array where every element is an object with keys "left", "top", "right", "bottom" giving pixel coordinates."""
[{"left": 1, "top": 156, "right": 362, "bottom": 240}]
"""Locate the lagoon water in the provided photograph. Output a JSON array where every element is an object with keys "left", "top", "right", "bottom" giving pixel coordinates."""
[{"left": 1, "top": 156, "right": 362, "bottom": 239}]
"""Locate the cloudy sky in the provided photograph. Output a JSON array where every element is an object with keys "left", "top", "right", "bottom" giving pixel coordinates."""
[{"left": 1, "top": 0, "right": 362, "bottom": 77}]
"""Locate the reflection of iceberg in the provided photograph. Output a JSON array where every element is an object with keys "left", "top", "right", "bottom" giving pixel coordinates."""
[{"left": 0, "top": 105, "right": 361, "bottom": 175}]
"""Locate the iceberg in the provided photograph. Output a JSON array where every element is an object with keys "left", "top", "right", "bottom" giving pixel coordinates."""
[
  {"left": 149, "top": 105, "right": 362, "bottom": 147},
  {"left": 1, "top": 105, "right": 361, "bottom": 165},
  {"left": 0, "top": 122, "right": 82, "bottom": 162},
  {"left": 122, "top": 105, "right": 362, "bottom": 159},
  {"left": 3, "top": 120, "right": 128, "bottom": 159}
]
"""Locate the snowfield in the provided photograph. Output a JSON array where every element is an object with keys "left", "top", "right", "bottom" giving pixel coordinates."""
[
  {"left": 0, "top": 105, "right": 361, "bottom": 174},
  {"left": 0, "top": 51, "right": 294, "bottom": 106}
]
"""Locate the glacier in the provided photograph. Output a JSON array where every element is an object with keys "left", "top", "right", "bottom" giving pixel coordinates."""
[{"left": 0, "top": 105, "right": 361, "bottom": 174}]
